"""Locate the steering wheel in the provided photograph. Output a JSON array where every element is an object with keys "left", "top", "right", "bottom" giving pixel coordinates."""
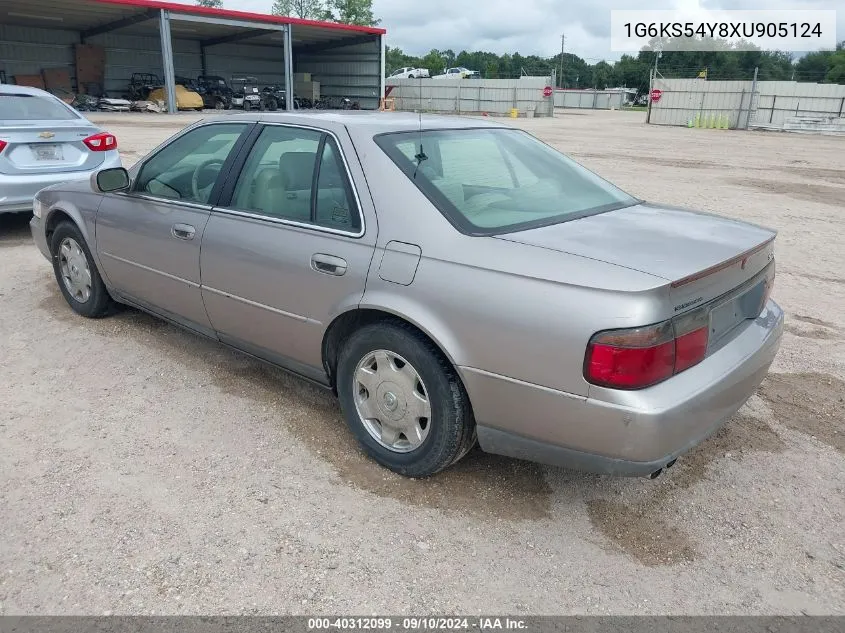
[{"left": 191, "top": 158, "right": 225, "bottom": 201}]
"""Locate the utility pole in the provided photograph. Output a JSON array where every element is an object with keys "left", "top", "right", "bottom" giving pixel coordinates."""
[{"left": 559, "top": 33, "right": 565, "bottom": 88}]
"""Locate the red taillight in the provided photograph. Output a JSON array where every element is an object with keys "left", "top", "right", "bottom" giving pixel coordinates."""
[
  {"left": 585, "top": 308, "right": 710, "bottom": 390},
  {"left": 83, "top": 132, "right": 118, "bottom": 152},
  {"left": 674, "top": 327, "right": 709, "bottom": 373},
  {"left": 0, "top": 140, "right": 7, "bottom": 154},
  {"left": 588, "top": 340, "right": 676, "bottom": 389}
]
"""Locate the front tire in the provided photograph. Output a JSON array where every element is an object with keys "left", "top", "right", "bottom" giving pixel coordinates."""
[
  {"left": 337, "top": 322, "right": 476, "bottom": 477},
  {"left": 50, "top": 221, "right": 113, "bottom": 318}
]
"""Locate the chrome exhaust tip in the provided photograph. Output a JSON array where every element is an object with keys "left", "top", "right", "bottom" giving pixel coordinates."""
[{"left": 649, "top": 468, "right": 663, "bottom": 479}]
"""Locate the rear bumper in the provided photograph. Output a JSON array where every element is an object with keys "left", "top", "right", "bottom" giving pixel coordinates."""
[
  {"left": 0, "top": 154, "right": 120, "bottom": 214},
  {"left": 462, "top": 300, "right": 784, "bottom": 476}
]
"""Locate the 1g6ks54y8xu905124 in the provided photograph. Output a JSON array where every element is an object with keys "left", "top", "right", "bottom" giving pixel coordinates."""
[{"left": 29, "top": 112, "right": 783, "bottom": 478}]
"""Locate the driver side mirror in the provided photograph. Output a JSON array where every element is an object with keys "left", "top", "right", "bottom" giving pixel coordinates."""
[{"left": 93, "top": 167, "right": 130, "bottom": 193}]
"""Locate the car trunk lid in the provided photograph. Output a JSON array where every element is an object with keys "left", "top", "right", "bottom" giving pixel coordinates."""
[
  {"left": 495, "top": 203, "right": 776, "bottom": 312},
  {"left": 0, "top": 120, "right": 106, "bottom": 176}
]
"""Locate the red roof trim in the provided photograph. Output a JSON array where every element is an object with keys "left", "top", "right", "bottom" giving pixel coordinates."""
[{"left": 92, "top": 0, "right": 387, "bottom": 35}]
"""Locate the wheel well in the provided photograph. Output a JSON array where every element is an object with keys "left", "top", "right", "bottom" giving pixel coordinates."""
[
  {"left": 321, "top": 309, "right": 456, "bottom": 393},
  {"left": 44, "top": 209, "right": 75, "bottom": 246}
]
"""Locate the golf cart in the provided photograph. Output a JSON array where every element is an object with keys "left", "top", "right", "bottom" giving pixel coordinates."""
[
  {"left": 196, "top": 75, "right": 234, "bottom": 110},
  {"left": 231, "top": 76, "right": 264, "bottom": 110}
]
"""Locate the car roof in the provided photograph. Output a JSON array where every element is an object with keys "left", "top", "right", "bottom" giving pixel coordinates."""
[
  {"left": 0, "top": 84, "right": 52, "bottom": 97},
  {"left": 204, "top": 111, "right": 509, "bottom": 133}
]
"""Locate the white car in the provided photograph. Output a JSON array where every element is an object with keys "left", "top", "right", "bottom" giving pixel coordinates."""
[
  {"left": 433, "top": 67, "right": 480, "bottom": 79},
  {"left": 0, "top": 85, "right": 122, "bottom": 214},
  {"left": 388, "top": 67, "right": 430, "bottom": 79}
]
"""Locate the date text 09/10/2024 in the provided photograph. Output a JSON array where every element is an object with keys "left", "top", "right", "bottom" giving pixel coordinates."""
[{"left": 307, "top": 617, "right": 528, "bottom": 630}]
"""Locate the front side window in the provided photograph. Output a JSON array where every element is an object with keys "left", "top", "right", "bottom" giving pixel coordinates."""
[
  {"left": 230, "top": 125, "right": 360, "bottom": 232},
  {"left": 375, "top": 128, "right": 638, "bottom": 235},
  {"left": 0, "top": 93, "right": 80, "bottom": 121},
  {"left": 135, "top": 123, "right": 246, "bottom": 204}
]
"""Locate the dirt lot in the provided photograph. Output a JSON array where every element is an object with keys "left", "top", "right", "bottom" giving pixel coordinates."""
[{"left": 1, "top": 110, "right": 843, "bottom": 615}]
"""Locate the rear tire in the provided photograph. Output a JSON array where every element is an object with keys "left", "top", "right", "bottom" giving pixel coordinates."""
[
  {"left": 336, "top": 321, "right": 476, "bottom": 477},
  {"left": 50, "top": 221, "right": 113, "bottom": 318}
]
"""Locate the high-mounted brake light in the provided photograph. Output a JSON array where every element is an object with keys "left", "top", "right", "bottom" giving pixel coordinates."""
[
  {"left": 0, "top": 140, "right": 7, "bottom": 154},
  {"left": 585, "top": 305, "right": 711, "bottom": 390},
  {"left": 83, "top": 132, "right": 118, "bottom": 152}
]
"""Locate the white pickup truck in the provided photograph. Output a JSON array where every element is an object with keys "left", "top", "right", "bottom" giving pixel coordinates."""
[
  {"left": 388, "top": 67, "right": 430, "bottom": 79},
  {"left": 433, "top": 67, "right": 480, "bottom": 79}
]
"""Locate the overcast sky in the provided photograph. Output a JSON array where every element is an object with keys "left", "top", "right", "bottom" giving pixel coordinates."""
[{"left": 172, "top": 0, "right": 842, "bottom": 62}]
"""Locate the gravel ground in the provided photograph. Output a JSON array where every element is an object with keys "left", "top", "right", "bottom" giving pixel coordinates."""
[{"left": 1, "top": 110, "right": 843, "bottom": 615}]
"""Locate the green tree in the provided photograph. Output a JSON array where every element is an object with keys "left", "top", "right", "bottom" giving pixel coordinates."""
[
  {"left": 386, "top": 46, "right": 417, "bottom": 74},
  {"left": 592, "top": 61, "right": 613, "bottom": 88},
  {"left": 420, "top": 49, "right": 448, "bottom": 75},
  {"left": 271, "top": 0, "right": 328, "bottom": 19},
  {"left": 196, "top": 0, "right": 223, "bottom": 7},
  {"left": 328, "top": 0, "right": 380, "bottom": 26}
]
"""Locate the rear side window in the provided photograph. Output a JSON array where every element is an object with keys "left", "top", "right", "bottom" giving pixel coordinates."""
[
  {"left": 0, "top": 93, "right": 79, "bottom": 121},
  {"left": 229, "top": 125, "right": 360, "bottom": 232}
]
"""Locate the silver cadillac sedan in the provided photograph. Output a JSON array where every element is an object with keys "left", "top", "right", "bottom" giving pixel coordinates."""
[{"left": 30, "top": 112, "right": 783, "bottom": 478}]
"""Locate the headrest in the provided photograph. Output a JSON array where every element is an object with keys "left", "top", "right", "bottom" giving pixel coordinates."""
[{"left": 278, "top": 152, "right": 316, "bottom": 191}]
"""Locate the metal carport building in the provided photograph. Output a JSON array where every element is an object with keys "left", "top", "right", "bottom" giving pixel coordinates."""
[{"left": 0, "top": 0, "right": 386, "bottom": 112}]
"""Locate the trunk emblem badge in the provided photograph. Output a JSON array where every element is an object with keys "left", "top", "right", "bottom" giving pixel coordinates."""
[{"left": 39, "top": 131, "right": 55, "bottom": 139}]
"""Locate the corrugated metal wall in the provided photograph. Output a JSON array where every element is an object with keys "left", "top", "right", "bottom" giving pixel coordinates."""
[
  {"left": 649, "top": 78, "right": 845, "bottom": 130},
  {"left": 0, "top": 24, "right": 78, "bottom": 85},
  {"left": 1, "top": 24, "right": 294, "bottom": 98},
  {"left": 553, "top": 90, "right": 627, "bottom": 109},
  {"left": 296, "top": 39, "right": 381, "bottom": 110},
  {"left": 385, "top": 77, "right": 554, "bottom": 117},
  {"left": 86, "top": 32, "right": 200, "bottom": 95},
  {"left": 203, "top": 42, "right": 285, "bottom": 86},
  {"left": 1, "top": 22, "right": 382, "bottom": 110}
]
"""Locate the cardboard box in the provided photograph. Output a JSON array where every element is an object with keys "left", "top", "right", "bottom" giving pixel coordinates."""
[
  {"left": 295, "top": 80, "right": 320, "bottom": 101},
  {"left": 293, "top": 72, "right": 311, "bottom": 82},
  {"left": 14, "top": 74, "right": 45, "bottom": 89},
  {"left": 42, "top": 67, "right": 73, "bottom": 93}
]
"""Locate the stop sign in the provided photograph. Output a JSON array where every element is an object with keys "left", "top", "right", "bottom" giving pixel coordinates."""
[
  {"left": 650, "top": 88, "right": 662, "bottom": 102},
  {"left": 543, "top": 86, "right": 553, "bottom": 98}
]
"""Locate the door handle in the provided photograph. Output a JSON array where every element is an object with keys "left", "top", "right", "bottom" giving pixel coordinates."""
[
  {"left": 171, "top": 223, "right": 196, "bottom": 241},
  {"left": 311, "top": 253, "right": 348, "bottom": 276}
]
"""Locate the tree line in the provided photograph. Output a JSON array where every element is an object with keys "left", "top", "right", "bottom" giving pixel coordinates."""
[{"left": 388, "top": 41, "right": 845, "bottom": 91}]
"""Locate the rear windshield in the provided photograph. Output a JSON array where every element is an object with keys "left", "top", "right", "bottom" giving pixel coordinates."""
[
  {"left": 375, "top": 128, "right": 638, "bottom": 235},
  {"left": 0, "top": 93, "right": 79, "bottom": 121}
]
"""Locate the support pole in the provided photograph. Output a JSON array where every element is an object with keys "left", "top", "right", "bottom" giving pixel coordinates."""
[
  {"left": 284, "top": 23, "right": 294, "bottom": 111},
  {"left": 159, "top": 10, "right": 177, "bottom": 114},
  {"left": 201, "top": 46, "right": 208, "bottom": 77},
  {"left": 746, "top": 66, "right": 759, "bottom": 129},
  {"left": 379, "top": 34, "right": 386, "bottom": 108}
]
